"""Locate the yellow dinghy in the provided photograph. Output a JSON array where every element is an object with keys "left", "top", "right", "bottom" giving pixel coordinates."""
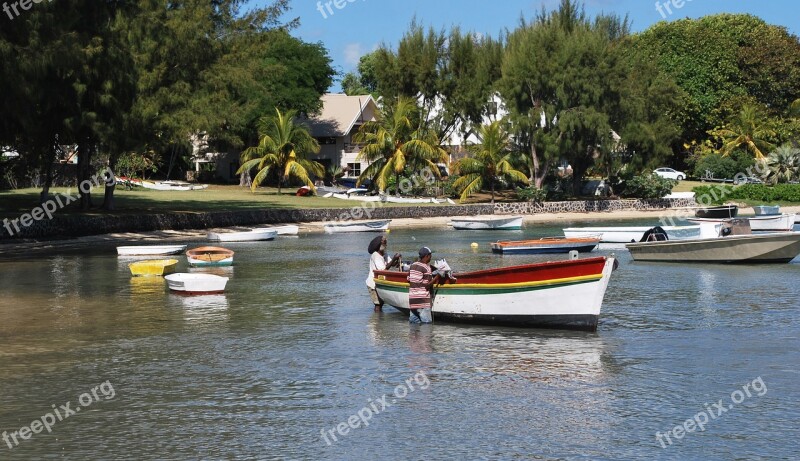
[{"left": 129, "top": 259, "right": 179, "bottom": 277}]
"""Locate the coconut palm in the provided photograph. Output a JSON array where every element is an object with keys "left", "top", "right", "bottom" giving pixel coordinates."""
[
  {"left": 715, "top": 104, "right": 777, "bottom": 160},
  {"left": 452, "top": 121, "right": 529, "bottom": 203},
  {"left": 237, "top": 108, "right": 324, "bottom": 193},
  {"left": 353, "top": 97, "right": 447, "bottom": 195},
  {"left": 766, "top": 145, "right": 800, "bottom": 184}
]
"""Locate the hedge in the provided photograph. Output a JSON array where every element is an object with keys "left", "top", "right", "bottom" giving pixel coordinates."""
[{"left": 692, "top": 184, "right": 800, "bottom": 204}]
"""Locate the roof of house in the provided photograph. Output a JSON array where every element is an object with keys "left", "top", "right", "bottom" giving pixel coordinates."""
[{"left": 302, "top": 94, "right": 378, "bottom": 137}]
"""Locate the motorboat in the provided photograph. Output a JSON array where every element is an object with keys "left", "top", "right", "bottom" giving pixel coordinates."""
[
  {"left": 255, "top": 225, "right": 300, "bottom": 236},
  {"left": 689, "top": 213, "right": 796, "bottom": 232},
  {"left": 626, "top": 220, "right": 800, "bottom": 263},
  {"left": 562, "top": 226, "right": 701, "bottom": 243},
  {"left": 753, "top": 205, "right": 780, "bottom": 216}
]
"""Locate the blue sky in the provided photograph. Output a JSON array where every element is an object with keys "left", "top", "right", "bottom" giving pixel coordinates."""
[{"left": 252, "top": 0, "right": 799, "bottom": 90}]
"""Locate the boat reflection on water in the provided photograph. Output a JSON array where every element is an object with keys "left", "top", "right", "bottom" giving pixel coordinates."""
[
  {"left": 173, "top": 294, "right": 230, "bottom": 323},
  {"left": 367, "top": 312, "right": 613, "bottom": 384}
]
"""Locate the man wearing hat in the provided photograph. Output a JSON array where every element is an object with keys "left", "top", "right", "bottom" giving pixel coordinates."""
[
  {"left": 407, "top": 247, "right": 441, "bottom": 323},
  {"left": 366, "top": 235, "right": 401, "bottom": 312}
]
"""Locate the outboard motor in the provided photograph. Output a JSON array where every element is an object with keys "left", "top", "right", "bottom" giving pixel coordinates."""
[{"left": 640, "top": 226, "right": 669, "bottom": 242}]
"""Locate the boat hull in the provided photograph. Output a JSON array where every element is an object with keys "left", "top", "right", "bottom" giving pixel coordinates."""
[
  {"left": 374, "top": 257, "right": 615, "bottom": 331},
  {"left": 563, "top": 226, "right": 701, "bottom": 243},
  {"left": 753, "top": 205, "right": 780, "bottom": 216},
  {"left": 626, "top": 232, "right": 800, "bottom": 263},
  {"left": 490, "top": 238, "right": 599, "bottom": 254},
  {"left": 688, "top": 214, "right": 796, "bottom": 232},
  {"left": 129, "top": 259, "right": 179, "bottom": 276},
  {"left": 255, "top": 225, "right": 300, "bottom": 236},
  {"left": 695, "top": 205, "right": 738, "bottom": 219},
  {"left": 186, "top": 247, "right": 235, "bottom": 267},
  {"left": 323, "top": 220, "right": 391, "bottom": 233},
  {"left": 165, "top": 273, "right": 229, "bottom": 294},
  {"left": 117, "top": 245, "right": 187, "bottom": 256},
  {"left": 451, "top": 216, "right": 523, "bottom": 230},
  {"left": 207, "top": 230, "right": 277, "bottom": 242}
]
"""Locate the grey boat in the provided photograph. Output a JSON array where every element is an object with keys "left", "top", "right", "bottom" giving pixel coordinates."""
[{"left": 626, "top": 220, "right": 800, "bottom": 264}]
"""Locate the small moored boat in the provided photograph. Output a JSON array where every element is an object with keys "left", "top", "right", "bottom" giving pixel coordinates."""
[
  {"left": 490, "top": 237, "right": 600, "bottom": 255},
  {"left": 207, "top": 229, "right": 277, "bottom": 242},
  {"left": 165, "top": 273, "right": 229, "bottom": 294},
  {"left": 688, "top": 213, "right": 796, "bottom": 232},
  {"left": 626, "top": 220, "right": 800, "bottom": 263},
  {"left": 695, "top": 205, "right": 738, "bottom": 219},
  {"left": 450, "top": 216, "right": 523, "bottom": 230},
  {"left": 129, "top": 259, "right": 179, "bottom": 276},
  {"left": 562, "top": 226, "right": 701, "bottom": 243},
  {"left": 374, "top": 256, "right": 617, "bottom": 331},
  {"left": 753, "top": 205, "right": 781, "bottom": 216},
  {"left": 254, "top": 225, "right": 300, "bottom": 236},
  {"left": 117, "top": 245, "right": 187, "bottom": 256},
  {"left": 186, "top": 247, "right": 235, "bottom": 267},
  {"left": 323, "top": 220, "right": 391, "bottom": 233}
]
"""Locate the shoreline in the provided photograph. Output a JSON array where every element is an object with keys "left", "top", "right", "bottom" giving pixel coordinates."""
[{"left": 3, "top": 206, "right": 798, "bottom": 258}]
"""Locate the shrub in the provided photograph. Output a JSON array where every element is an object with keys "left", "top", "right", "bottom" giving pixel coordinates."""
[
  {"left": 693, "top": 153, "right": 738, "bottom": 180},
  {"left": 515, "top": 186, "right": 547, "bottom": 204},
  {"left": 692, "top": 184, "right": 800, "bottom": 203},
  {"left": 620, "top": 173, "right": 675, "bottom": 199}
]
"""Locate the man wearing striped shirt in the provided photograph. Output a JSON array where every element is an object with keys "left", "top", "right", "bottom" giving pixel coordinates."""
[{"left": 407, "top": 247, "right": 441, "bottom": 324}]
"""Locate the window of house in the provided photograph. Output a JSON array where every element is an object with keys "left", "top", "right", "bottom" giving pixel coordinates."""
[{"left": 347, "top": 163, "right": 361, "bottom": 177}]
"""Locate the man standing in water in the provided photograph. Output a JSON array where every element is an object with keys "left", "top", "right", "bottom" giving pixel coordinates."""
[
  {"left": 366, "top": 235, "right": 401, "bottom": 312},
  {"left": 407, "top": 247, "right": 441, "bottom": 324}
]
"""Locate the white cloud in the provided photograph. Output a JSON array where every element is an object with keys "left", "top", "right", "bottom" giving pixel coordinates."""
[{"left": 343, "top": 43, "right": 364, "bottom": 66}]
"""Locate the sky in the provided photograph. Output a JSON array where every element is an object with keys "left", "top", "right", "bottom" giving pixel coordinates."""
[{"left": 252, "top": 0, "right": 800, "bottom": 91}]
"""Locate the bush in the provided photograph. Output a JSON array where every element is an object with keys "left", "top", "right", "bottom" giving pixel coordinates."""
[
  {"left": 693, "top": 153, "right": 738, "bottom": 180},
  {"left": 442, "top": 174, "right": 460, "bottom": 198},
  {"left": 691, "top": 184, "right": 800, "bottom": 203},
  {"left": 620, "top": 173, "right": 675, "bottom": 199},
  {"left": 515, "top": 186, "right": 547, "bottom": 204}
]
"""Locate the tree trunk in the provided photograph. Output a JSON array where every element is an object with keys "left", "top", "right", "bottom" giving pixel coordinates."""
[
  {"left": 396, "top": 173, "right": 401, "bottom": 197},
  {"left": 491, "top": 180, "right": 495, "bottom": 205},
  {"left": 102, "top": 157, "right": 117, "bottom": 211},
  {"left": 39, "top": 152, "right": 53, "bottom": 205},
  {"left": 239, "top": 170, "right": 251, "bottom": 188},
  {"left": 166, "top": 145, "right": 177, "bottom": 180},
  {"left": 77, "top": 139, "right": 94, "bottom": 211}
]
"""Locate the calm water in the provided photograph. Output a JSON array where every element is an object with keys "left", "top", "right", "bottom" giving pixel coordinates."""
[{"left": 1, "top": 221, "right": 799, "bottom": 460}]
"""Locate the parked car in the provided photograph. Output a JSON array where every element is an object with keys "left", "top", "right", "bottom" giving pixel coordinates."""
[{"left": 654, "top": 167, "right": 685, "bottom": 181}]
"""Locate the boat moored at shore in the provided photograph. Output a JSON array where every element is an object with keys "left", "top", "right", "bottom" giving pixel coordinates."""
[
  {"left": 323, "top": 219, "right": 391, "bottom": 233},
  {"left": 689, "top": 213, "right": 796, "bottom": 232},
  {"left": 117, "top": 245, "right": 188, "bottom": 256},
  {"left": 490, "top": 237, "right": 600, "bottom": 254},
  {"left": 207, "top": 229, "right": 277, "bottom": 242},
  {"left": 563, "top": 225, "right": 701, "bottom": 243},
  {"left": 450, "top": 216, "right": 523, "bottom": 230}
]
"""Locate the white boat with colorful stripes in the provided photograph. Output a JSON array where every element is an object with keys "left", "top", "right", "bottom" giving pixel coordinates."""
[{"left": 373, "top": 256, "right": 617, "bottom": 331}]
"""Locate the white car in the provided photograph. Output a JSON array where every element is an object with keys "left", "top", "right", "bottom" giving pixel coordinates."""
[{"left": 654, "top": 167, "right": 685, "bottom": 181}]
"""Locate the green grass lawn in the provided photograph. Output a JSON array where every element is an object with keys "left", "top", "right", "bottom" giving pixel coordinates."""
[
  {"left": 0, "top": 185, "right": 445, "bottom": 218},
  {"left": 671, "top": 180, "right": 705, "bottom": 193}
]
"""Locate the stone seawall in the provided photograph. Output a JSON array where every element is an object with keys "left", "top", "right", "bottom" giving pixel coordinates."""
[
  {"left": 0, "top": 198, "right": 695, "bottom": 241},
  {"left": 0, "top": 204, "right": 494, "bottom": 240},
  {"left": 494, "top": 198, "right": 696, "bottom": 214}
]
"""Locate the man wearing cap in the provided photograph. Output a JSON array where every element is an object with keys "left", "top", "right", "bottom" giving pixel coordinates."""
[
  {"left": 407, "top": 247, "right": 441, "bottom": 323},
  {"left": 366, "top": 235, "right": 401, "bottom": 312}
]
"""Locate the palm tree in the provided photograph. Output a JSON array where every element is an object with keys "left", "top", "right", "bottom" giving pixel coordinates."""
[
  {"left": 714, "top": 104, "right": 777, "bottom": 160},
  {"left": 353, "top": 97, "right": 447, "bottom": 195},
  {"left": 237, "top": 108, "right": 324, "bottom": 193},
  {"left": 452, "top": 121, "right": 530, "bottom": 203},
  {"left": 766, "top": 145, "right": 800, "bottom": 184}
]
